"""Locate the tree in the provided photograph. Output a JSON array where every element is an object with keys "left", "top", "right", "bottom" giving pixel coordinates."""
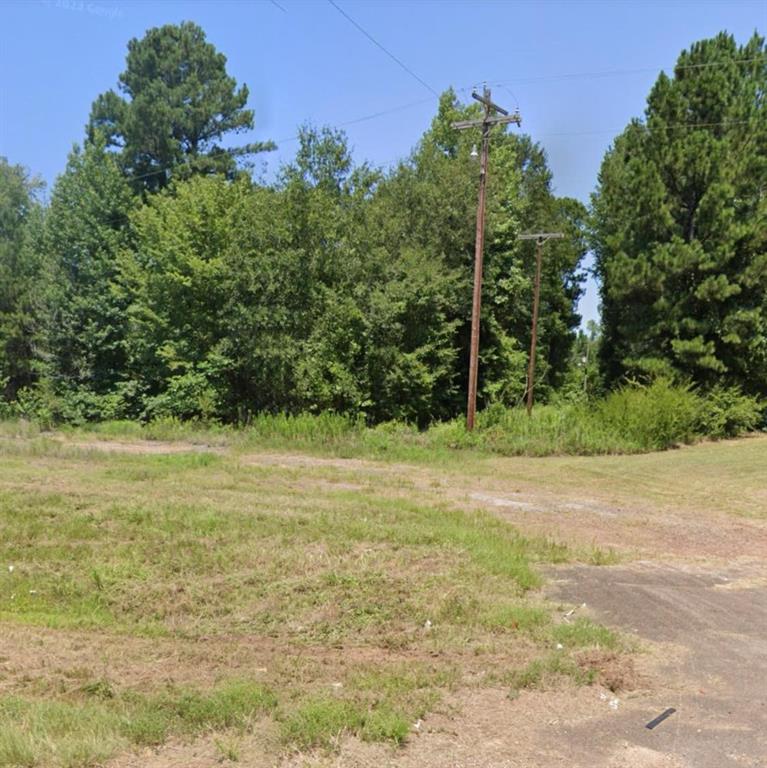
[
  {"left": 88, "top": 21, "right": 274, "bottom": 191},
  {"left": 592, "top": 32, "right": 767, "bottom": 393},
  {"left": 44, "top": 90, "right": 584, "bottom": 426},
  {"left": 400, "top": 90, "right": 585, "bottom": 410},
  {"left": 0, "top": 158, "right": 44, "bottom": 401},
  {"left": 40, "top": 141, "right": 137, "bottom": 419},
  {"left": 119, "top": 174, "right": 248, "bottom": 419}
]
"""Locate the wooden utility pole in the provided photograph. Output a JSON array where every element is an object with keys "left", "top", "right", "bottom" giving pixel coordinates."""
[
  {"left": 518, "top": 232, "right": 563, "bottom": 415},
  {"left": 453, "top": 87, "right": 521, "bottom": 430}
]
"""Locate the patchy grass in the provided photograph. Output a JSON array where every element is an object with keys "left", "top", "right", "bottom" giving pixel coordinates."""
[
  {"left": 552, "top": 618, "right": 620, "bottom": 650},
  {"left": 0, "top": 431, "right": 628, "bottom": 762},
  {"left": 0, "top": 441, "right": 573, "bottom": 639},
  {"left": 504, "top": 618, "right": 626, "bottom": 698},
  {"left": 0, "top": 680, "right": 276, "bottom": 767},
  {"left": 505, "top": 653, "right": 596, "bottom": 695},
  {"left": 277, "top": 666, "right": 437, "bottom": 750},
  {"left": 16, "top": 407, "right": 764, "bottom": 520}
]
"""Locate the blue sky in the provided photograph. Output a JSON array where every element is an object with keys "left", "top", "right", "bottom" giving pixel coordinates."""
[{"left": 1, "top": 0, "right": 764, "bottom": 324}]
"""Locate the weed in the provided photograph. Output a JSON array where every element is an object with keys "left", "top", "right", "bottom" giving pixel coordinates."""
[
  {"left": 214, "top": 736, "right": 241, "bottom": 762},
  {"left": 505, "top": 653, "right": 595, "bottom": 694},
  {"left": 279, "top": 698, "right": 364, "bottom": 750},
  {"left": 552, "top": 618, "right": 619, "bottom": 650}
]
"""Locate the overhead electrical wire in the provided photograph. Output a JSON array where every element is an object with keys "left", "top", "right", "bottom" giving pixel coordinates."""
[
  {"left": 113, "top": 117, "right": 758, "bottom": 187},
  {"left": 492, "top": 55, "right": 766, "bottom": 87},
  {"left": 538, "top": 119, "right": 754, "bottom": 138},
  {"left": 325, "top": 0, "right": 440, "bottom": 97},
  {"left": 104, "top": 52, "right": 765, "bottom": 185},
  {"left": 274, "top": 95, "right": 438, "bottom": 144}
]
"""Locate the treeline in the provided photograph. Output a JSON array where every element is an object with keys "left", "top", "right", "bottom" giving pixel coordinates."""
[{"left": 0, "top": 24, "right": 765, "bottom": 430}]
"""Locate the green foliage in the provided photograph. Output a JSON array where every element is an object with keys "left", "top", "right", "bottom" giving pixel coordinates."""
[
  {"left": 6, "top": 32, "right": 587, "bottom": 428},
  {"left": 108, "top": 110, "right": 583, "bottom": 426},
  {"left": 592, "top": 33, "right": 767, "bottom": 394},
  {"left": 0, "top": 158, "right": 44, "bottom": 402},
  {"left": 696, "top": 385, "right": 763, "bottom": 437},
  {"left": 471, "top": 379, "right": 761, "bottom": 455},
  {"left": 596, "top": 378, "right": 702, "bottom": 450},
  {"left": 37, "top": 141, "right": 137, "bottom": 421},
  {"left": 8, "top": 24, "right": 767, "bottom": 450},
  {"left": 88, "top": 21, "right": 274, "bottom": 190},
  {"left": 557, "top": 321, "right": 604, "bottom": 403},
  {"left": 9, "top": 377, "right": 762, "bottom": 458}
]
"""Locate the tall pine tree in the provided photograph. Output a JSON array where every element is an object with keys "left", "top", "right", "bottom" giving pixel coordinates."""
[
  {"left": 592, "top": 32, "right": 767, "bottom": 392},
  {"left": 88, "top": 21, "right": 274, "bottom": 191}
]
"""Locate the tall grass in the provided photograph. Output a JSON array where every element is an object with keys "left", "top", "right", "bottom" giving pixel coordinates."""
[{"left": 7, "top": 379, "right": 761, "bottom": 458}]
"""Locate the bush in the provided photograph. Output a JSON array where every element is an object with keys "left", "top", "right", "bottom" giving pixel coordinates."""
[
  {"left": 697, "top": 385, "right": 763, "bottom": 438},
  {"left": 596, "top": 379, "right": 701, "bottom": 451},
  {"left": 144, "top": 370, "right": 219, "bottom": 422},
  {"left": 4, "top": 379, "right": 762, "bottom": 457}
]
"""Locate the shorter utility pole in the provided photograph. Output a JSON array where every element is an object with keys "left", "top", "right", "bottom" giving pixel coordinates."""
[
  {"left": 518, "top": 232, "right": 563, "bottom": 415},
  {"left": 453, "top": 87, "right": 521, "bottom": 431}
]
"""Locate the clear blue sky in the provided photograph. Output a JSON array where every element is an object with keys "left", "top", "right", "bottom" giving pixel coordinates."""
[{"left": 1, "top": 0, "right": 764, "bottom": 324}]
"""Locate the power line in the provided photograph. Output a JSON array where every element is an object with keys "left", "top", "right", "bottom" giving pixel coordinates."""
[
  {"left": 538, "top": 119, "right": 754, "bottom": 138},
  {"left": 272, "top": 84, "right": 477, "bottom": 145},
  {"left": 274, "top": 95, "right": 438, "bottom": 144},
  {"left": 325, "top": 0, "right": 439, "bottom": 97},
  {"left": 268, "top": 53, "right": 765, "bottom": 147},
  {"left": 492, "top": 55, "right": 766, "bottom": 87},
  {"left": 114, "top": 118, "right": 757, "bottom": 187},
  {"left": 268, "top": 0, "right": 288, "bottom": 12}
]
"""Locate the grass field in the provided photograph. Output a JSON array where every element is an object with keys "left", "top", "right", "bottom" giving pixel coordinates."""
[{"left": 0, "top": 422, "right": 764, "bottom": 766}]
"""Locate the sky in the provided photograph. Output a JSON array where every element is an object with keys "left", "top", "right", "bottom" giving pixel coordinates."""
[{"left": 1, "top": 0, "right": 765, "bottom": 325}]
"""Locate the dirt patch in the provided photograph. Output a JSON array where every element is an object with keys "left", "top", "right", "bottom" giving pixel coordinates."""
[
  {"left": 0, "top": 622, "right": 532, "bottom": 699},
  {"left": 576, "top": 649, "right": 640, "bottom": 693},
  {"left": 60, "top": 438, "right": 224, "bottom": 455},
  {"left": 460, "top": 487, "right": 767, "bottom": 563},
  {"left": 108, "top": 729, "right": 281, "bottom": 768}
]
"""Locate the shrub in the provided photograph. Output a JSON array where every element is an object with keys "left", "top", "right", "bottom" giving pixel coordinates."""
[
  {"left": 596, "top": 379, "right": 701, "bottom": 450},
  {"left": 697, "top": 385, "right": 764, "bottom": 438},
  {"left": 144, "top": 370, "right": 219, "bottom": 422}
]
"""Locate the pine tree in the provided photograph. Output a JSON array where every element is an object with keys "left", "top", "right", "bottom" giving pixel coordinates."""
[
  {"left": 592, "top": 32, "right": 767, "bottom": 393},
  {"left": 87, "top": 21, "right": 274, "bottom": 191}
]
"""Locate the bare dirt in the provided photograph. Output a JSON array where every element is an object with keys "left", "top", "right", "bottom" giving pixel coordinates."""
[{"left": 28, "top": 438, "right": 767, "bottom": 767}]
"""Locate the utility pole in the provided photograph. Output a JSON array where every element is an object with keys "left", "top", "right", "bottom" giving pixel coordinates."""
[
  {"left": 453, "top": 87, "right": 521, "bottom": 431},
  {"left": 518, "top": 232, "right": 563, "bottom": 415}
]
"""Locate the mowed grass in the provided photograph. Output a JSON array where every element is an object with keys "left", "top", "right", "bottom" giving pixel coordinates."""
[
  {"left": 18, "top": 411, "right": 764, "bottom": 521},
  {"left": 472, "top": 435, "right": 767, "bottom": 519},
  {"left": 0, "top": 431, "right": 627, "bottom": 766}
]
